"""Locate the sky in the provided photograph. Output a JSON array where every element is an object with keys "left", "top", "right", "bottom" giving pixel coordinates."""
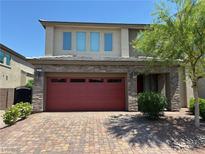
[{"left": 0, "top": 0, "right": 166, "bottom": 57}]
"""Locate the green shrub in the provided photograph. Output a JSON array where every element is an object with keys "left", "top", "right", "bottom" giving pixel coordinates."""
[
  {"left": 189, "top": 98, "right": 195, "bottom": 113},
  {"left": 25, "top": 80, "right": 34, "bottom": 89},
  {"left": 189, "top": 98, "right": 205, "bottom": 120},
  {"left": 200, "top": 102, "right": 205, "bottom": 120},
  {"left": 15, "top": 102, "right": 32, "bottom": 119},
  {"left": 2, "top": 102, "right": 32, "bottom": 126},
  {"left": 2, "top": 106, "right": 20, "bottom": 125},
  {"left": 138, "top": 92, "right": 167, "bottom": 119}
]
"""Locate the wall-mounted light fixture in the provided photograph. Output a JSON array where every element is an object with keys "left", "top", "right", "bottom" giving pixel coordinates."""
[
  {"left": 129, "top": 71, "right": 138, "bottom": 79},
  {"left": 36, "top": 68, "right": 42, "bottom": 79}
]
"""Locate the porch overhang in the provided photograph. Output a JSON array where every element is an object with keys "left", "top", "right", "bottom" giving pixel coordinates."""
[{"left": 27, "top": 56, "right": 180, "bottom": 67}]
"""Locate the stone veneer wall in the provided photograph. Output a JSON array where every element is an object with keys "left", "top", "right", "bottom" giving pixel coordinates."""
[
  {"left": 127, "top": 71, "right": 138, "bottom": 111},
  {"left": 32, "top": 64, "right": 181, "bottom": 112},
  {"left": 32, "top": 70, "right": 44, "bottom": 111},
  {"left": 169, "top": 69, "right": 181, "bottom": 111}
]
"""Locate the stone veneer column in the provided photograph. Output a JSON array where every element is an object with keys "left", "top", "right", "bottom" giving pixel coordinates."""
[
  {"left": 127, "top": 72, "right": 138, "bottom": 111},
  {"left": 158, "top": 74, "right": 166, "bottom": 96},
  {"left": 169, "top": 69, "right": 181, "bottom": 111},
  {"left": 32, "top": 69, "right": 44, "bottom": 112}
]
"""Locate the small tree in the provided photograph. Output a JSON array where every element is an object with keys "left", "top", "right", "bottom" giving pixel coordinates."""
[
  {"left": 133, "top": 0, "right": 205, "bottom": 127},
  {"left": 25, "top": 80, "right": 34, "bottom": 89}
]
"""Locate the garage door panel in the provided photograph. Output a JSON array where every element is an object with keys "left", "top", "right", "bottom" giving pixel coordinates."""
[{"left": 46, "top": 77, "right": 125, "bottom": 111}]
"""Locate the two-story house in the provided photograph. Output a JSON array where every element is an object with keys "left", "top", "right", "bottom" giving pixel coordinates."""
[{"left": 29, "top": 20, "right": 186, "bottom": 112}]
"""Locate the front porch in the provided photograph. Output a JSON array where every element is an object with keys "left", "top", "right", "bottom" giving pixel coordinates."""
[{"left": 137, "top": 73, "right": 177, "bottom": 110}]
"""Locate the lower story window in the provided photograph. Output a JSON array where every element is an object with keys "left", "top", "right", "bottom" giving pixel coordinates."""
[
  {"left": 51, "top": 78, "right": 67, "bottom": 83},
  {"left": 89, "top": 78, "right": 104, "bottom": 83},
  {"left": 70, "top": 79, "right": 85, "bottom": 83},
  {"left": 107, "top": 79, "right": 122, "bottom": 83}
]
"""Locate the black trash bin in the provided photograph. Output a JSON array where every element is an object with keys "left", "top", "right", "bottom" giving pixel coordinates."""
[{"left": 14, "top": 87, "right": 32, "bottom": 104}]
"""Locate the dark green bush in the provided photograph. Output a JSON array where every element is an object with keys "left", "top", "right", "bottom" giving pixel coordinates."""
[
  {"left": 189, "top": 98, "right": 205, "bottom": 120},
  {"left": 15, "top": 102, "right": 32, "bottom": 119},
  {"left": 2, "top": 106, "right": 20, "bottom": 125},
  {"left": 138, "top": 92, "right": 167, "bottom": 119}
]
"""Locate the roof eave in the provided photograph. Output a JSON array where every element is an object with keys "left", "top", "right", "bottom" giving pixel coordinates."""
[
  {"left": 0, "top": 43, "right": 26, "bottom": 60},
  {"left": 39, "top": 19, "right": 150, "bottom": 29}
]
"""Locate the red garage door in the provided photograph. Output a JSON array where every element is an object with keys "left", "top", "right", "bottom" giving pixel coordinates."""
[{"left": 46, "top": 77, "right": 125, "bottom": 111}]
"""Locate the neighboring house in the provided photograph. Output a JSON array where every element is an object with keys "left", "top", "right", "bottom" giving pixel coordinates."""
[
  {"left": 0, "top": 44, "right": 34, "bottom": 109},
  {"left": 0, "top": 43, "right": 34, "bottom": 88},
  {"left": 29, "top": 20, "right": 188, "bottom": 112}
]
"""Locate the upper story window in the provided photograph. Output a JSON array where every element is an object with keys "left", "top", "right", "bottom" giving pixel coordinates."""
[
  {"left": 90, "top": 32, "right": 100, "bottom": 52},
  {"left": 104, "top": 33, "right": 113, "bottom": 51},
  {"left": 63, "top": 32, "right": 72, "bottom": 50},
  {"left": 76, "top": 32, "right": 86, "bottom": 51},
  {"left": 0, "top": 50, "right": 4, "bottom": 63},
  {"left": 6, "top": 54, "right": 11, "bottom": 65}
]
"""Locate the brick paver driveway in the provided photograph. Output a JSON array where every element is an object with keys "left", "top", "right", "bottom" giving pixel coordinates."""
[{"left": 0, "top": 111, "right": 205, "bottom": 154}]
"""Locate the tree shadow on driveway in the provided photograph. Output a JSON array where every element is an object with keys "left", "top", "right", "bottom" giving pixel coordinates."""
[{"left": 105, "top": 114, "right": 205, "bottom": 150}]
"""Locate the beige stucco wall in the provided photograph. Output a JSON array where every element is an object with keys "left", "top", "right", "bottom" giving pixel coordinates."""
[
  {"left": 45, "top": 25, "right": 131, "bottom": 58},
  {"left": 121, "top": 28, "right": 129, "bottom": 57},
  {"left": 177, "top": 68, "right": 205, "bottom": 107},
  {"left": 128, "top": 29, "right": 146, "bottom": 57},
  {"left": 184, "top": 73, "right": 205, "bottom": 105},
  {"left": 0, "top": 50, "right": 34, "bottom": 88},
  {"left": 198, "top": 78, "right": 205, "bottom": 99},
  {"left": 45, "top": 26, "right": 54, "bottom": 56}
]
